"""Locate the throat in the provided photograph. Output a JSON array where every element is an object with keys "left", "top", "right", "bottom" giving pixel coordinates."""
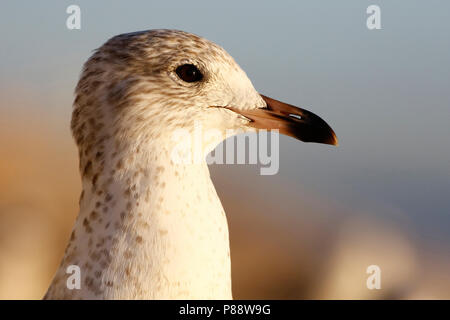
[{"left": 47, "top": 151, "right": 232, "bottom": 299}]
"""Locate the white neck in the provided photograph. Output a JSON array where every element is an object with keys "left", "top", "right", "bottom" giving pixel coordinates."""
[{"left": 45, "top": 142, "right": 232, "bottom": 299}]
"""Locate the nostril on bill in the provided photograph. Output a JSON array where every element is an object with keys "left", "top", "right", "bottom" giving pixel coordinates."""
[{"left": 289, "top": 113, "right": 302, "bottom": 121}]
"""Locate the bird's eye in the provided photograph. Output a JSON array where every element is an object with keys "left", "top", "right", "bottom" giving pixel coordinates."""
[{"left": 175, "top": 64, "right": 203, "bottom": 83}]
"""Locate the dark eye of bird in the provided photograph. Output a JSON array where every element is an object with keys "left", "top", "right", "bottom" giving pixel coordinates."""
[{"left": 175, "top": 64, "right": 203, "bottom": 83}]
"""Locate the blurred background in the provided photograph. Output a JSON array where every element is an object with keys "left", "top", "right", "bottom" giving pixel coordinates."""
[{"left": 0, "top": 0, "right": 449, "bottom": 299}]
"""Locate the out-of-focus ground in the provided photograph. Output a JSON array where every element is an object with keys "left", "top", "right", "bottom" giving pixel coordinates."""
[{"left": 0, "top": 103, "right": 449, "bottom": 300}]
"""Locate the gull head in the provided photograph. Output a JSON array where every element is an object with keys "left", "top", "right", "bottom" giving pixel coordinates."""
[{"left": 71, "top": 29, "right": 337, "bottom": 169}]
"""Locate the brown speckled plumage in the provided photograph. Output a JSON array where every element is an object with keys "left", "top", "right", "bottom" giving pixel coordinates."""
[
  {"left": 44, "top": 28, "right": 336, "bottom": 299},
  {"left": 44, "top": 29, "right": 265, "bottom": 300}
]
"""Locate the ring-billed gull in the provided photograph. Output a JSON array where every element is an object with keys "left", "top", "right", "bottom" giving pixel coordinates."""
[{"left": 44, "top": 29, "right": 337, "bottom": 300}]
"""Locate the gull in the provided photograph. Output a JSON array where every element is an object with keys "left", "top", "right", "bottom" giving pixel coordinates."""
[{"left": 44, "top": 29, "right": 337, "bottom": 300}]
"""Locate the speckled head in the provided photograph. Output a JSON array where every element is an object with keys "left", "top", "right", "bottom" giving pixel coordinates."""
[
  {"left": 71, "top": 29, "right": 337, "bottom": 179},
  {"left": 71, "top": 30, "right": 265, "bottom": 165}
]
